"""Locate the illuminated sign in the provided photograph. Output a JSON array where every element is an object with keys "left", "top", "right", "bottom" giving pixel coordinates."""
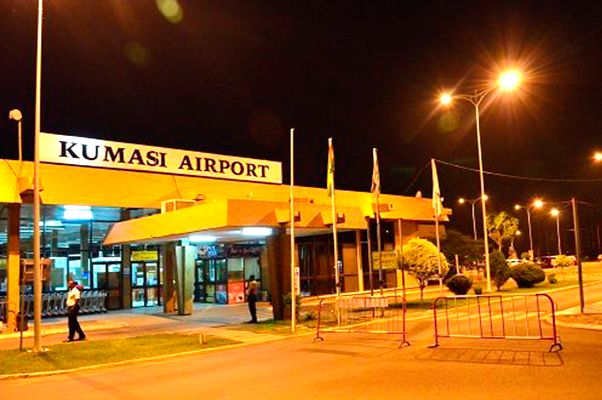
[
  {"left": 131, "top": 250, "right": 158, "bottom": 262},
  {"left": 371, "top": 251, "right": 399, "bottom": 270},
  {"left": 40, "top": 133, "right": 282, "bottom": 184}
]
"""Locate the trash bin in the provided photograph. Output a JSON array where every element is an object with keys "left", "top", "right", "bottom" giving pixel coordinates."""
[{"left": 16, "top": 312, "right": 28, "bottom": 332}]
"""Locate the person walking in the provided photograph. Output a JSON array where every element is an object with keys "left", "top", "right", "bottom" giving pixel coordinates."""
[
  {"left": 64, "top": 280, "right": 86, "bottom": 342},
  {"left": 246, "top": 275, "right": 258, "bottom": 323}
]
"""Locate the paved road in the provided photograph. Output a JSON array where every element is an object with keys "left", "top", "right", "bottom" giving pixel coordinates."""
[{"left": 3, "top": 284, "right": 602, "bottom": 399}]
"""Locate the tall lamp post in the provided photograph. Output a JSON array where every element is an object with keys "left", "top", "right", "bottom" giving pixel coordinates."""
[
  {"left": 32, "top": 0, "right": 44, "bottom": 352},
  {"left": 439, "top": 69, "right": 522, "bottom": 292},
  {"left": 551, "top": 208, "right": 562, "bottom": 255},
  {"left": 458, "top": 195, "right": 488, "bottom": 240},
  {"left": 514, "top": 199, "right": 544, "bottom": 259},
  {"left": 8, "top": 109, "right": 23, "bottom": 161}
]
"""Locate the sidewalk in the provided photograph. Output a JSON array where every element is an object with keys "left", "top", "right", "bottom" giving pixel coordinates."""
[{"left": 0, "top": 302, "right": 275, "bottom": 350}]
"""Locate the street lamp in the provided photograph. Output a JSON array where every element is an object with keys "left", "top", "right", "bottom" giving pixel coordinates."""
[
  {"left": 593, "top": 152, "right": 602, "bottom": 163},
  {"left": 551, "top": 208, "right": 562, "bottom": 255},
  {"left": 514, "top": 199, "right": 544, "bottom": 259},
  {"left": 8, "top": 109, "right": 23, "bottom": 161},
  {"left": 439, "top": 68, "right": 522, "bottom": 292},
  {"left": 457, "top": 195, "right": 488, "bottom": 240}
]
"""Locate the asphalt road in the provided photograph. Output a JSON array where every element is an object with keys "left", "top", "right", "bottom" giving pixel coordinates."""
[{"left": 2, "top": 283, "right": 602, "bottom": 400}]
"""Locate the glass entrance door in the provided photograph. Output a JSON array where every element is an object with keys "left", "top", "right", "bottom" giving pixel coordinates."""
[
  {"left": 194, "top": 258, "right": 227, "bottom": 303},
  {"left": 92, "top": 262, "right": 122, "bottom": 310},
  {"left": 131, "top": 261, "right": 161, "bottom": 307}
]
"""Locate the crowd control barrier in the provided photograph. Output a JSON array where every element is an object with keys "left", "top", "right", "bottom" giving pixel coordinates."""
[
  {"left": 430, "top": 294, "right": 562, "bottom": 352},
  {"left": 315, "top": 295, "right": 410, "bottom": 348},
  {"left": 0, "top": 290, "right": 108, "bottom": 320}
]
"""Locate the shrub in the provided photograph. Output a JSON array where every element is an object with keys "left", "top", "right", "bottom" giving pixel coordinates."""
[
  {"left": 446, "top": 275, "right": 473, "bottom": 295},
  {"left": 403, "top": 238, "right": 449, "bottom": 301},
  {"left": 473, "top": 286, "right": 483, "bottom": 295},
  {"left": 510, "top": 262, "right": 546, "bottom": 288},
  {"left": 490, "top": 250, "right": 510, "bottom": 290},
  {"left": 548, "top": 273, "right": 558, "bottom": 284}
]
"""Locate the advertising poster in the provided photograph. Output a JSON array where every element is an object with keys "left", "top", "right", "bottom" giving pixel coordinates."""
[{"left": 228, "top": 281, "right": 246, "bottom": 304}]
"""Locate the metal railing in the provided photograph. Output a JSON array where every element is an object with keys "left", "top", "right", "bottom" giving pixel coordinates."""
[
  {"left": 315, "top": 295, "right": 410, "bottom": 348},
  {"left": 430, "top": 294, "right": 562, "bottom": 352},
  {"left": 0, "top": 290, "right": 108, "bottom": 321}
]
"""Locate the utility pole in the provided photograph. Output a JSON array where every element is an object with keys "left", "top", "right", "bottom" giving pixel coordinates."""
[{"left": 571, "top": 198, "right": 585, "bottom": 313}]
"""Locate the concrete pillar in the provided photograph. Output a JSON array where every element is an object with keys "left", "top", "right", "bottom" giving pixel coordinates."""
[
  {"left": 174, "top": 245, "right": 195, "bottom": 315},
  {"left": 355, "top": 230, "right": 364, "bottom": 292},
  {"left": 162, "top": 243, "right": 176, "bottom": 313},
  {"left": 120, "top": 210, "right": 132, "bottom": 309},
  {"left": 266, "top": 227, "right": 291, "bottom": 320},
  {"left": 6, "top": 204, "right": 21, "bottom": 332},
  {"left": 80, "top": 223, "right": 90, "bottom": 286}
]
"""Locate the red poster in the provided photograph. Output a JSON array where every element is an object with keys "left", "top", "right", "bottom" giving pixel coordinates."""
[{"left": 228, "top": 280, "right": 246, "bottom": 304}]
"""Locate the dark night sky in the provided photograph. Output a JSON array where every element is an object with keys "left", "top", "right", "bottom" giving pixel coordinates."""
[{"left": 1, "top": 1, "right": 602, "bottom": 246}]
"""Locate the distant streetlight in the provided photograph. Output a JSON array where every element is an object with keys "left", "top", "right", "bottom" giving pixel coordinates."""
[
  {"left": 457, "top": 195, "right": 488, "bottom": 240},
  {"left": 593, "top": 152, "right": 602, "bottom": 163},
  {"left": 8, "top": 109, "right": 23, "bottom": 161},
  {"left": 551, "top": 208, "right": 562, "bottom": 255},
  {"left": 514, "top": 199, "right": 544, "bottom": 259},
  {"left": 438, "top": 68, "right": 523, "bottom": 292}
]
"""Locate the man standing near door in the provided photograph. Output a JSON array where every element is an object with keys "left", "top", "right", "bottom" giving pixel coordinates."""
[
  {"left": 64, "top": 280, "right": 86, "bottom": 342},
  {"left": 246, "top": 275, "right": 258, "bottom": 323}
]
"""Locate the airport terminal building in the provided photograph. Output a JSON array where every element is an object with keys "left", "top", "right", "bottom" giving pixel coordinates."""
[{"left": 0, "top": 133, "right": 445, "bottom": 330}]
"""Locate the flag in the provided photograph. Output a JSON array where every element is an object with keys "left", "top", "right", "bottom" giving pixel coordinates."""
[
  {"left": 326, "top": 138, "right": 335, "bottom": 197},
  {"left": 431, "top": 159, "right": 443, "bottom": 217},
  {"left": 371, "top": 148, "right": 380, "bottom": 196}
]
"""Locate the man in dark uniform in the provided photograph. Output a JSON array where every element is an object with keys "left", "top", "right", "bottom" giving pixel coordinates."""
[{"left": 246, "top": 275, "right": 258, "bottom": 323}]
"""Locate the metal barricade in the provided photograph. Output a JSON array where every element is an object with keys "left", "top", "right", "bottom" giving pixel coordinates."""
[
  {"left": 431, "top": 294, "right": 562, "bottom": 352},
  {"left": 315, "top": 295, "right": 410, "bottom": 348}
]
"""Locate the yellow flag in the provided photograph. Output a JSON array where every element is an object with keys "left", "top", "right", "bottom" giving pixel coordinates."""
[{"left": 327, "top": 138, "right": 335, "bottom": 197}]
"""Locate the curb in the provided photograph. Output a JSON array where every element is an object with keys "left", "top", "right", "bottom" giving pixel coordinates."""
[{"left": 0, "top": 330, "right": 313, "bottom": 380}]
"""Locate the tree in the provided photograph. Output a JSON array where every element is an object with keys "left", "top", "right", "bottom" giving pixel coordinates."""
[
  {"left": 439, "top": 229, "right": 484, "bottom": 266},
  {"left": 402, "top": 238, "right": 449, "bottom": 301},
  {"left": 487, "top": 211, "right": 519, "bottom": 252},
  {"left": 490, "top": 250, "right": 510, "bottom": 290}
]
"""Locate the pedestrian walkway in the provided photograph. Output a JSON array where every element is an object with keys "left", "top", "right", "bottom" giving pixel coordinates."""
[{"left": 0, "top": 302, "right": 274, "bottom": 350}]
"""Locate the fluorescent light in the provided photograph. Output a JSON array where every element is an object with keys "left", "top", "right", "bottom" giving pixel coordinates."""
[
  {"left": 40, "top": 220, "right": 63, "bottom": 228},
  {"left": 241, "top": 227, "right": 272, "bottom": 237},
  {"left": 63, "top": 205, "right": 93, "bottom": 221},
  {"left": 189, "top": 235, "right": 217, "bottom": 243}
]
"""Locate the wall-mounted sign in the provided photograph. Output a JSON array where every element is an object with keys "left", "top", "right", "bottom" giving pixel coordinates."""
[
  {"left": 40, "top": 133, "right": 282, "bottom": 184},
  {"left": 371, "top": 251, "right": 398, "bottom": 270},
  {"left": 131, "top": 250, "right": 158, "bottom": 262}
]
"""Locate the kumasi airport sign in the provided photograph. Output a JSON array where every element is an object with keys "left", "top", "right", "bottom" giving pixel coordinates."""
[{"left": 40, "top": 133, "right": 282, "bottom": 184}]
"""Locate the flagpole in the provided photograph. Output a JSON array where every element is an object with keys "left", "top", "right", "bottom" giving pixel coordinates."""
[
  {"left": 373, "top": 148, "right": 383, "bottom": 296},
  {"left": 328, "top": 138, "right": 341, "bottom": 299},
  {"left": 431, "top": 159, "right": 443, "bottom": 294},
  {"left": 290, "top": 128, "right": 296, "bottom": 333}
]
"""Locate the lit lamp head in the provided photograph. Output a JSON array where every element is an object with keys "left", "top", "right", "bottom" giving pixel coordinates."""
[
  {"left": 458, "top": 197, "right": 465, "bottom": 204},
  {"left": 516, "top": 230, "right": 522, "bottom": 236},
  {"left": 439, "top": 92, "right": 453, "bottom": 106},
  {"left": 594, "top": 152, "right": 602, "bottom": 163},
  {"left": 498, "top": 69, "right": 522, "bottom": 91},
  {"left": 482, "top": 194, "right": 489, "bottom": 201},
  {"left": 532, "top": 199, "right": 544, "bottom": 209},
  {"left": 514, "top": 204, "right": 521, "bottom": 210},
  {"left": 551, "top": 208, "right": 560, "bottom": 217},
  {"left": 8, "top": 109, "right": 22, "bottom": 122}
]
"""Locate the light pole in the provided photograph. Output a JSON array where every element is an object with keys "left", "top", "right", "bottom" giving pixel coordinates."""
[
  {"left": 514, "top": 199, "right": 544, "bottom": 259},
  {"left": 458, "top": 195, "right": 488, "bottom": 240},
  {"left": 551, "top": 208, "right": 562, "bottom": 255},
  {"left": 439, "top": 69, "right": 522, "bottom": 292},
  {"left": 8, "top": 109, "right": 23, "bottom": 161},
  {"left": 32, "top": 0, "right": 44, "bottom": 352}
]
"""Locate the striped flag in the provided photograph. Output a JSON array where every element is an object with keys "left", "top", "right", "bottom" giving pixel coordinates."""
[
  {"left": 326, "top": 138, "right": 335, "bottom": 197},
  {"left": 371, "top": 148, "right": 380, "bottom": 196},
  {"left": 431, "top": 159, "right": 443, "bottom": 217}
]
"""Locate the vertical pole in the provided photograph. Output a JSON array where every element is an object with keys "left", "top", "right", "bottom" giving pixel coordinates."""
[
  {"left": 527, "top": 209, "right": 534, "bottom": 259},
  {"left": 289, "top": 128, "right": 296, "bottom": 333},
  {"left": 471, "top": 201, "right": 477, "bottom": 240},
  {"left": 329, "top": 138, "right": 340, "bottom": 299},
  {"left": 32, "top": 0, "right": 44, "bottom": 353},
  {"left": 435, "top": 215, "right": 443, "bottom": 293},
  {"left": 474, "top": 103, "right": 491, "bottom": 293},
  {"left": 596, "top": 224, "right": 600, "bottom": 254},
  {"left": 355, "top": 230, "right": 364, "bottom": 292},
  {"left": 366, "top": 218, "right": 374, "bottom": 296},
  {"left": 375, "top": 194, "right": 383, "bottom": 296},
  {"left": 18, "top": 120, "right": 23, "bottom": 162},
  {"left": 556, "top": 215, "right": 562, "bottom": 255},
  {"left": 572, "top": 198, "right": 585, "bottom": 313}
]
